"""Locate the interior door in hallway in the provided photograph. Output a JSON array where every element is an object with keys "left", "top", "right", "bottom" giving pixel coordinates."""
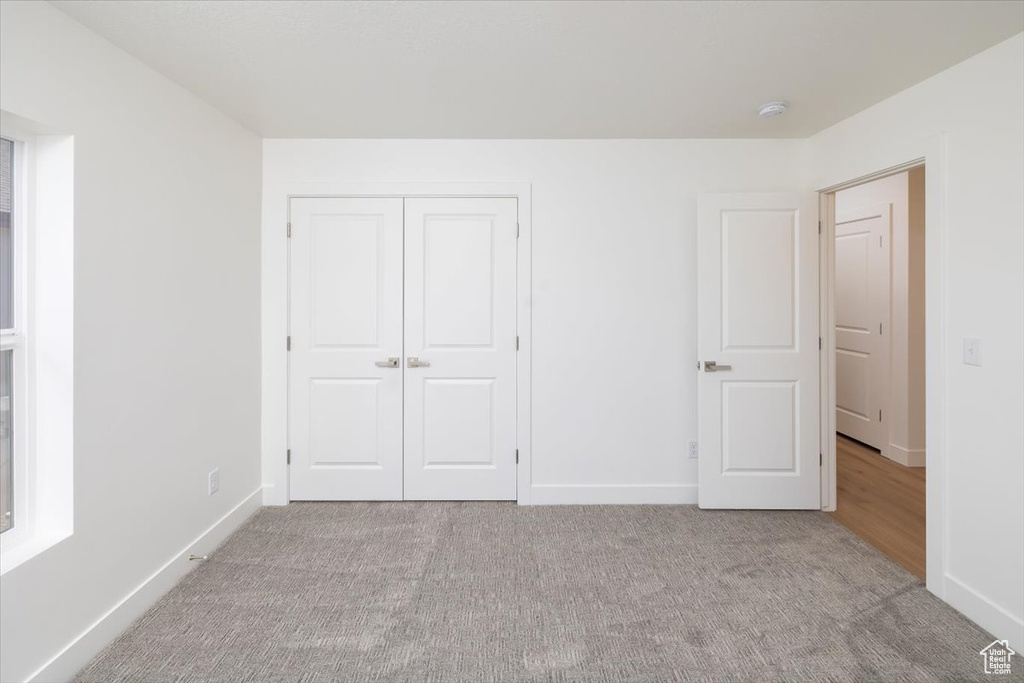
[
  {"left": 697, "top": 192, "right": 820, "bottom": 509},
  {"left": 403, "top": 198, "right": 518, "bottom": 500},
  {"left": 834, "top": 204, "right": 890, "bottom": 451},
  {"left": 289, "top": 198, "right": 404, "bottom": 500}
]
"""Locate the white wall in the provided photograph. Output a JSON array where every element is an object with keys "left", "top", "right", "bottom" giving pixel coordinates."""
[
  {"left": 835, "top": 170, "right": 926, "bottom": 466},
  {"left": 0, "top": 3, "right": 263, "bottom": 681},
  {"left": 811, "top": 32, "right": 1024, "bottom": 649},
  {"left": 261, "top": 139, "right": 808, "bottom": 505}
]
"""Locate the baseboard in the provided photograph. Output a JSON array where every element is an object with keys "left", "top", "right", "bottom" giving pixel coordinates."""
[
  {"left": 529, "top": 484, "right": 698, "bottom": 505},
  {"left": 943, "top": 573, "right": 1024, "bottom": 652},
  {"left": 28, "top": 487, "right": 264, "bottom": 683},
  {"left": 888, "top": 443, "right": 926, "bottom": 467},
  {"left": 261, "top": 481, "right": 288, "bottom": 506}
]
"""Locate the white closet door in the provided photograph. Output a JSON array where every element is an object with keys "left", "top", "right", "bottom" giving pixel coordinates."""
[
  {"left": 834, "top": 205, "right": 890, "bottom": 451},
  {"left": 403, "top": 198, "right": 518, "bottom": 500},
  {"left": 697, "top": 193, "right": 821, "bottom": 509},
  {"left": 289, "top": 198, "right": 404, "bottom": 500}
]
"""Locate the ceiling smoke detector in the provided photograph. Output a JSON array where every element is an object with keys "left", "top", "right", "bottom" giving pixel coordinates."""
[{"left": 758, "top": 101, "right": 788, "bottom": 119}]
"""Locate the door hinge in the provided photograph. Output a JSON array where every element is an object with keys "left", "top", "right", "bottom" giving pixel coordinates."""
[
  {"left": 516, "top": 335, "right": 520, "bottom": 351},
  {"left": 287, "top": 336, "right": 291, "bottom": 351},
  {"left": 516, "top": 222, "right": 520, "bottom": 238},
  {"left": 287, "top": 222, "right": 291, "bottom": 238},
  {"left": 819, "top": 452, "right": 823, "bottom": 466},
  {"left": 515, "top": 448, "right": 520, "bottom": 464},
  {"left": 819, "top": 336, "right": 822, "bottom": 350},
  {"left": 818, "top": 220, "right": 822, "bottom": 235},
  {"left": 287, "top": 449, "right": 291, "bottom": 465},
  {"left": 879, "top": 409, "right": 882, "bottom": 422}
]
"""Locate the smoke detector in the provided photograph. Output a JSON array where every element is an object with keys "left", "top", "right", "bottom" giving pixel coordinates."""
[{"left": 758, "top": 101, "right": 788, "bottom": 119}]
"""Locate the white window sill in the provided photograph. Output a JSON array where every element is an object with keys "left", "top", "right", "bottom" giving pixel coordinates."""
[{"left": 0, "top": 528, "right": 72, "bottom": 575}]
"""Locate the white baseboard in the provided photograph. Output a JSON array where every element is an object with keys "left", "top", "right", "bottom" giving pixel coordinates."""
[
  {"left": 261, "top": 482, "right": 288, "bottom": 506},
  {"left": 529, "top": 484, "right": 698, "bottom": 505},
  {"left": 943, "top": 573, "right": 1024, "bottom": 652},
  {"left": 28, "top": 487, "right": 264, "bottom": 683},
  {"left": 888, "top": 443, "right": 926, "bottom": 467}
]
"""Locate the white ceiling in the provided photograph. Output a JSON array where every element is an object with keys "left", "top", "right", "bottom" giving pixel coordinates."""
[{"left": 50, "top": 0, "right": 1024, "bottom": 139}]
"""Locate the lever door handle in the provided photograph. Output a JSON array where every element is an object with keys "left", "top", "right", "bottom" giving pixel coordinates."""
[
  {"left": 375, "top": 357, "right": 399, "bottom": 368},
  {"left": 702, "top": 361, "right": 732, "bottom": 372},
  {"left": 407, "top": 357, "right": 430, "bottom": 368}
]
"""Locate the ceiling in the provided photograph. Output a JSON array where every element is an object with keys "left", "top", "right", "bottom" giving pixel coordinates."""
[{"left": 50, "top": 0, "right": 1024, "bottom": 139}]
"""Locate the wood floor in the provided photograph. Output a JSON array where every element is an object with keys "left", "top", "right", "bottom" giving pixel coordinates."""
[{"left": 828, "top": 435, "right": 926, "bottom": 580}]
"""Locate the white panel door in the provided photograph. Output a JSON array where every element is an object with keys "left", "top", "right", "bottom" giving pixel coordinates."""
[
  {"left": 289, "top": 198, "right": 404, "bottom": 500},
  {"left": 403, "top": 198, "right": 518, "bottom": 500},
  {"left": 697, "top": 193, "right": 820, "bottom": 509},
  {"left": 834, "top": 205, "right": 890, "bottom": 451}
]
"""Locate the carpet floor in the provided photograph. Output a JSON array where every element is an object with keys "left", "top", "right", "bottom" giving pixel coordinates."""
[{"left": 75, "top": 503, "right": 1015, "bottom": 682}]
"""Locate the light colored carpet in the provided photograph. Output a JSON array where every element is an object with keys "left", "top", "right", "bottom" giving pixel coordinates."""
[{"left": 75, "top": 503, "right": 1015, "bottom": 682}]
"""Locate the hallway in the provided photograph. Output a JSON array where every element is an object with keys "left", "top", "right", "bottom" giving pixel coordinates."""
[{"left": 829, "top": 435, "right": 926, "bottom": 580}]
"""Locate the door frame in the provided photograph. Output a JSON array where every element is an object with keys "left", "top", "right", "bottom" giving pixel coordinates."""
[
  {"left": 816, "top": 133, "right": 945, "bottom": 600},
  {"left": 261, "top": 182, "right": 533, "bottom": 506}
]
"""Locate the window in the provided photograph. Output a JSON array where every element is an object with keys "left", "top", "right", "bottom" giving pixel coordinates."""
[
  {"left": 1, "top": 136, "right": 23, "bottom": 536},
  {"left": 0, "top": 116, "right": 73, "bottom": 571},
  {"left": 1, "top": 135, "right": 24, "bottom": 537}
]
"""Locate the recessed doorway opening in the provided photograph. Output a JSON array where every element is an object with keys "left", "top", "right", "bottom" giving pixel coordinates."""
[{"left": 821, "top": 164, "right": 927, "bottom": 581}]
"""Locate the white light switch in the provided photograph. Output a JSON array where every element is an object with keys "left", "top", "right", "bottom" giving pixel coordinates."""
[{"left": 963, "top": 337, "right": 982, "bottom": 366}]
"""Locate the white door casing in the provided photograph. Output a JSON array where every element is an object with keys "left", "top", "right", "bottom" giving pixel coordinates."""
[
  {"left": 403, "top": 198, "right": 519, "bottom": 500},
  {"left": 834, "top": 204, "right": 890, "bottom": 452},
  {"left": 697, "top": 193, "right": 821, "bottom": 509},
  {"left": 288, "top": 198, "right": 404, "bottom": 500}
]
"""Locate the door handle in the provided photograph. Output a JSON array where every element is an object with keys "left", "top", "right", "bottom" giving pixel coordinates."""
[
  {"left": 702, "top": 360, "right": 732, "bottom": 372},
  {"left": 407, "top": 357, "right": 430, "bottom": 368},
  {"left": 375, "top": 357, "right": 400, "bottom": 368}
]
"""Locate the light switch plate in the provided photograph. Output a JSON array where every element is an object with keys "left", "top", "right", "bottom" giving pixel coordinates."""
[
  {"left": 687, "top": 441, "right": 699, "bottom": 459},
  {"left": 963, "top": 337, "right": 981, "bottom": 366}
]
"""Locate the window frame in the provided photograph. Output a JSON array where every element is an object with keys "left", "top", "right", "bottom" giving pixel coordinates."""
[{"left": 0, "top": 127, "right": 35, "bottom": 553}]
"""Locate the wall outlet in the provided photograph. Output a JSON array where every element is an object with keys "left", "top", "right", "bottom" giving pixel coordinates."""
[
  {"left": 687, "top": 441, "right": 699, "bottom": 459},
  {"left": 963, "top": 337, "right": 981, "bottom": 366},
  {"left": 208, "top": 468, "right": 220, "bottom": 495}
]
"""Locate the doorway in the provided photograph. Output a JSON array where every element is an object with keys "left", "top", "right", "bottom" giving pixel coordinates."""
[
  {"left": 823, "top": 166, "right": 927, "bottom": 580},
  {"left": 287, "top": 196, "right": 519, "bottom": 502}
]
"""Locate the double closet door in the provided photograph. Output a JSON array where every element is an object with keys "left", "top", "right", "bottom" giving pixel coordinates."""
[{"left": 289, "top": 197, "right": 518, "bottom": 501}]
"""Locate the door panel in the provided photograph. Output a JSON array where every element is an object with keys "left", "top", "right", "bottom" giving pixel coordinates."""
[
  {"left": 310, "top": 218, "right": 381, "bottom": 347},
  {"left": 698, "top": 193, "right": 820, "bottom": 509},
  {"left": 422, "top": 379, "right": 495, "bottom": 467},
  {"left": 423, "top": 217, "right": 495, "bottom": 347},
  {"left": 309, "top": 379, "right": 382, "bottom": 466},
  {"left": 723, "top": 211, "right": 796, "bottom": 350},
  {"left": 404, "top": 198, "right": 518, "bottom": 500},
  {"left": 834, "top": 206, "right": 890, "bottom": 450},
  {"left": 289, "top": 198, "right": 404, "bottom": 500},
  {"left": 722, "top": 381, "right": 797, "bottom": 472}
]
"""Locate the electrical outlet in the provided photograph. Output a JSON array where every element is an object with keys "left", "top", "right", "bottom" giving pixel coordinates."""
[
  {"left": 688, "top": 441, "right": 699, "bottom": 459},
  {"left": 208, "top": 468, "right": 220, "bottom": 495},
  {"left": 963, "top": 337, "right": 982, "bottom": 366}
]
